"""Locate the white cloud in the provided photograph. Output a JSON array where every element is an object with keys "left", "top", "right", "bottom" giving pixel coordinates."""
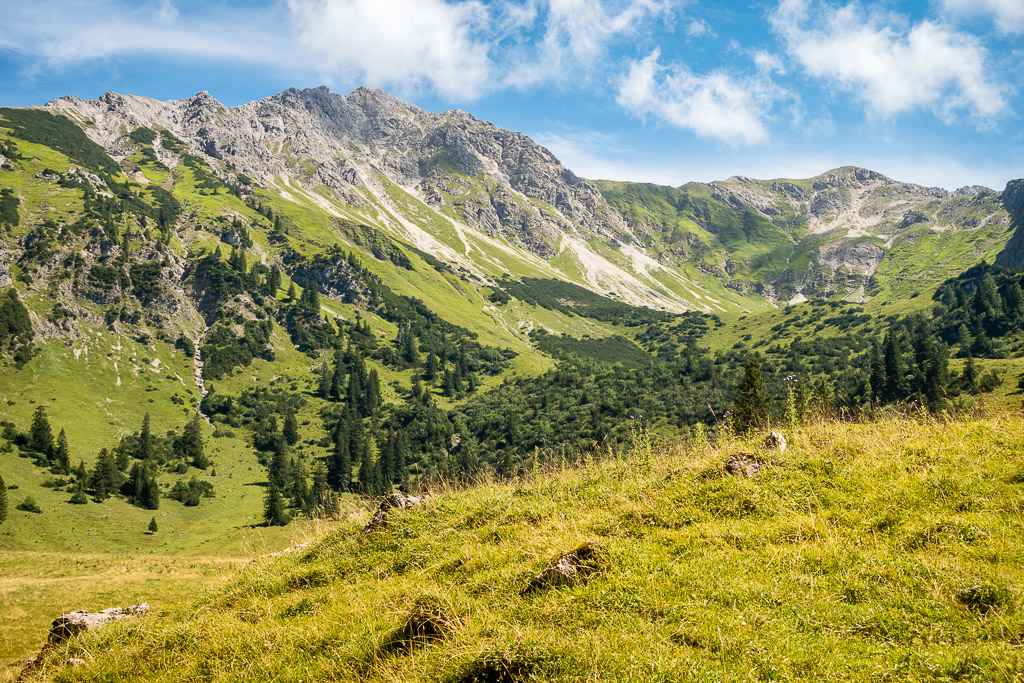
[
  {"left": 685, "top": 18, "right": 716, "bottom": 39},
  {"left": 504, "top": 0, "right": 674, "bottom": 88},
  {"left": 942, "top": 0, "right": 1024, "bottom": 35},
  {"left": 615, "top": 50, "right": 776, "bottom": 145},
  {"left": 771, "top": 0, "right": 1006, "bottom": 121},
  {"left": 287, "top": 0, "right": 494, "bottom": 100},
  {"left": 754, "top": 51, "right": 785, "bottom": 74},
  {"left": 0, "top": 1, "right": 296, "bottom": 68}
]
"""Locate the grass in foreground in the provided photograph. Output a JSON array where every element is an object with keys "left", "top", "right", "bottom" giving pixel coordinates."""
[{"left": 21, "top": 410, "right": 1024, "bottom": 682}]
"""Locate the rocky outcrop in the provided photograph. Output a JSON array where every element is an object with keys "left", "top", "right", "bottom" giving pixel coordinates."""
[
  {"left": 48, "top": 603, "right": 150, "bottom": 645},
  {"left": 361, "top": 493, "right": 424, "bottom": 534},
  {"left": 520, "top": 542, "right": 604, "bottom": 595},
  {"left": 996, "top": 180, "right": 1024, "bottom": 272},
  {"left": 763, "top": 431, "right": 787, "bottom": 453},
  {"left": 22, "top": 603, "right": 149, "bottom": 676},
  {"left": 724, "top": 452, "right": 762, "bottom": 478}
]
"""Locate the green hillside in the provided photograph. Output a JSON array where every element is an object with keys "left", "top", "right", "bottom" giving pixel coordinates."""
[{"left": 18, "top": 412, "right": 1024, "bottom": 682}]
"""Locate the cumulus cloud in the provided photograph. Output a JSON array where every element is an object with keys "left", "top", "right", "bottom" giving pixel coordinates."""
[
  {"left": 942, "top": 0, "right": 1024, "bottom": 35},
  {"left": 770, "top": 0, "right": 1006, "bottom": 121},
  {"left": 287, "top": 0, "right": 493, "bottom": 100},
  {"left": 504, "top": 0, "right": 673, "bottom": 88},
  {"left": 615, "top": 50, "right": 775, "bottom": 145}
]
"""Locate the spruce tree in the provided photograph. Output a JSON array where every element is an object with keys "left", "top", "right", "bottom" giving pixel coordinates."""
[
  {"left": 90, "top": 448, "right": 121, "bottom": 500},
  {"left": 263, "top": 483, "right": 289, "bottom": 526},
  {"left": 269, "top": 438, "right": 290, "bottom": 490},
  {"left": 69, "top": 479, "right": 87, "bottom": 505},
  {"left": 53, "top": 429, "right": 71, "bottom": 475},
  {"left": 181, "top": 413, "right": 208, "bottom": 469},
  {"left": 328, "top": 420, "right": 351, "bottom": 491},
  {"left": 732, "top": 357, "right": 769, "bottom": 434},
  {"left": 29, "top": 406, "right": 54, "bottom": 462},
  {"left": 0, "top": 473, "right": 7, "bottom": 524},
  {"left": 139, "top": 413, "right": 154, "bottom": 461},
  {"left": 148, "top": 516, "right": 158, "bottom": 533},
  {"left": 311, "top": 461, "right": 330, "bottom": 506},
  {"left": 882, "top": 330, "right": 905, "bottom": 403},
  {"left": 283, "top": 410, "right": 299, "bottom": 446}
]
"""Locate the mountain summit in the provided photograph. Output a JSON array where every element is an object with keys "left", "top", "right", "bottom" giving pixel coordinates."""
[{"left": 39, "top": 87, "right": 1017, "bottom": 311}]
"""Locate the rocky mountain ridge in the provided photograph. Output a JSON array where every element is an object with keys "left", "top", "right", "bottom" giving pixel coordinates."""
[{"left": 32, "top": 86, "right": 1024, "bottom": 309}]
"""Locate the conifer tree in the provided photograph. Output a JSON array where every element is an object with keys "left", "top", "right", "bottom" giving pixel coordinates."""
[
  {"left": 90, "top": 448, "right": 121, "bottom": 500},
  {"left": 53, "top": 428, "right": 71, "bottom": 475},
  {"left": 882, "top": 330, "right": 906, "bottom": 403},
  {"left": 263, "top": 483, "right": 289, "bottom": 526},
  {"left": 0, "top": 473, "right": 7, "bottom": 524},
  {"left": 269, "top": 438, "right": 290, "bottom": 490},
  {"left": 139, "top": 413, "right": 154, "bottom": 461},
  {"left": 317, "top": 361, "right": 332, "bottom": 399},
  {"left": 29, "top": 406, "right": 54, "bottom": 462},
  {"left": 732, "top": 356, "right": 769, "bottom": 434},
  {"left": 311, "top": 461, "right": 330, "bottom": 505},
  {"left": 287, "top": 282, "right": 297, "bottom": 301},
  {"left": 328, "top": 419, "right": 351, "bottom": 491},
  {"left": 961, "top": 355, "right": 980, "bottom": 395},
  {"left": 148, "top": 516, "right": 158, "bottom": 533},
  {"left": 69, "top": 479, "right": 87, "bottom": 505},
  {"left": 283, "top": 410, "right": 299, "bottom": 446},
  {"left": 181, "top": 413, "right": 208, "bottom": 469},
  {"left": 868, "top": 341, "right": 885, "bottom": 404}
]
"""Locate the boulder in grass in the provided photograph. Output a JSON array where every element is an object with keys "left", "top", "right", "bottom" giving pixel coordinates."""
[
  {"left": 361, "top": 493, "right": 424, "bottom": 534},
  {"left": 724, "top": 452, "right": 762, "bottom": 478},
  {"left": 22, "top": 603, "right": 149, "bottom": 677},
  {"left": 520, "top": 542, "right": 604, "bottom": 595},
  {"left": 763, "top": 431, "right": 787, "bottom": 453},
  {"left": 49, "top": 603, "right": 150, "bottom": 644}
]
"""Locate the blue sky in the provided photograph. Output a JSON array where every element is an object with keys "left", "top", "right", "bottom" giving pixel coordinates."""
[{"left": 1, "top": 0, "right": 1022, "bottom": 190}]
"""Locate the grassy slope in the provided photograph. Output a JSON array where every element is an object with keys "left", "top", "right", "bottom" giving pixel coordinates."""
[{"left": 20, "top": 411, "right": 1024, "bottom": 682}]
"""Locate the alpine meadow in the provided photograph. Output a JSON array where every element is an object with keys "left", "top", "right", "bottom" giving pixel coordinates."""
[{"left": 2, "top": 1, "right": 1024, "bottom": 680}]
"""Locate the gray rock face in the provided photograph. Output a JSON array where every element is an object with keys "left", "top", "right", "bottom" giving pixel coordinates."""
[
  {"left": 996, "top": 180, "right": 1024, "bottom": 271},
  {"left": 46, "top": 86, "right": 631, "bottom": 265}
]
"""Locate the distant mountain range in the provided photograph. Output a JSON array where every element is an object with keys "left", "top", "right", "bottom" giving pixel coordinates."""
[{"left": 37, "top": 86, "right": 1018, "bottom": 314}]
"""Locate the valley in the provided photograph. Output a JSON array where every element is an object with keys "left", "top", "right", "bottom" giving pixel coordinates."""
[{"left": 0, "top": 86, "right": 1023, "bottom": 681}]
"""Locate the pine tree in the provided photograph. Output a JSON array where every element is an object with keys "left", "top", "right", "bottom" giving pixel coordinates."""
[
  {"left": 68, "top": 479, "right": 87, "bottom": 505},
  {"left": 287, "top": 282, "right": 297, "bottom": 301},
  {"left": 29, "top": 406, "right": 54, "bottom": 462},
  {"left": 263, "top": 483, "right": 289, "bottom": 526},
  {"left": 311, "top": 461, "right": 330, "bottom": 506},
  {"left": 868, "top": 341, "right": 885, "bottom": 404},
  {"left": 139, "top": 413, "right": 154, "bottom": 461},
  {"left": 269, "top": 438, "right": 290, "bottom": 490},
  {"left": 148, "top": 516, "right": 158, "bottom": 533},
  {"left": 181, "top": 413, "right": 208, "bottom": 469},
  {"left": 732, "top": 357, "right": 769, "bottom": 434},
  {"left": 882, "top": 329, "right": 905, "bottom": 403},
  {"left": 90, "top": 448, "right": 121, "bottom": 500},
  {"left": 961, "top": 355, "right": 980, "bottom": 395},
  {"left": 328, "top": 420, "right": 351, "bottom": 491},
  {"left": 283, "top": 410, "right": 299, "bottom": 446},
  {"left": 357, "top": 436, "right": 380, "bottom": 495},
  {"left": 53, "top": 428, "right": 71, "bottom": 475},
  {"left": 317, "top": 361, "right": 332, "bottom": 399},
  {"left": 0, "top": 473, "right": 7, "bottom": 524}
]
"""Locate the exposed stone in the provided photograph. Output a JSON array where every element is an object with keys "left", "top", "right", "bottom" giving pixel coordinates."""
[
  {"left": 361, "top": 493, "right": 424, "bottom": 534},
  {"left": 520, "top": 542, "right": 604, "bottom": 595},
  {"left": 724, "top": 452, "right": 762, "bottom": 478},
  {"left": 21, "top": 604, "right": 148, "bottom": 678},
  {"left": 763, "top": 431, "right": 787, "bottom": 453},
  {"left": 49, "top": 603, "right": 150, "bottom": 645}
]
